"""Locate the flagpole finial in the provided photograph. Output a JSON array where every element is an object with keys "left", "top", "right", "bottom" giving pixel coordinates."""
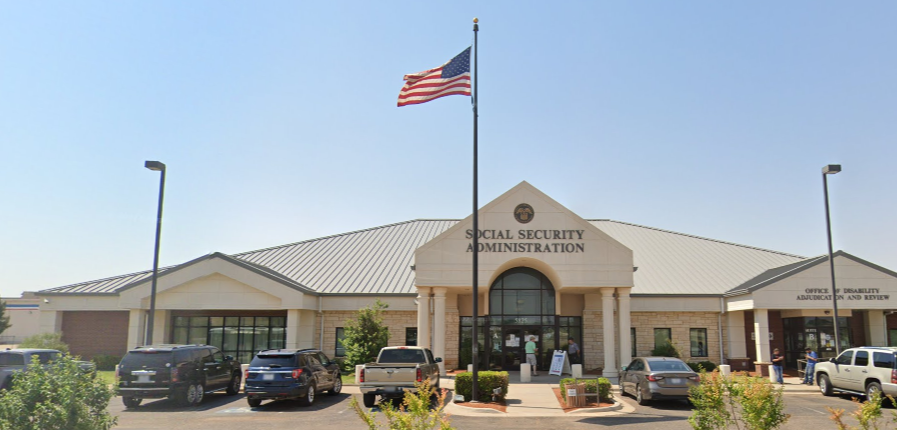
[
  {"left": 473, "top": 17, "right": 478, "bottom": 23},
  {"left": 473, "top": 17, "right": 478, "bottom": 31}
]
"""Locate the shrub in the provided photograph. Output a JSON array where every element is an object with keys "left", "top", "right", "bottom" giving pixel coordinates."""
[
  {"left": 350, "top": 379, "right": 454, "bottom": 430},
  {"left": 651, "top": 340, "right": 681, "bottom": 358},
  {"left": 19, "top": 332, "right": 69, "bottom": 353},
  {"left": 559, "top": 377, "right": 613, "bottom": 402},
  {"left": 0, "top": 354, "right": 117, "bottom": 430},
  {"left": 454, "top": 371, "right": 508, "bottom": 402},
  {"left": 687, "top": 361, "right": 718, "bottom": 373},
  {"left": 92, "top": 355, "right": 122, "bottom": 371},
  {"left": 688, "top": 371, "right": 789, "bottom": 430},
  {"left": 342, "top": 300, "right": 390, "bottom": 369}
]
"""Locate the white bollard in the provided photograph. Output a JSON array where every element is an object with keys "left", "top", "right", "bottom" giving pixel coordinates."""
[
  {"left": 769, "top": 364, "right": 777, "bottom": 383},
  {"left": 467, "top": 364, "right": 473, "bottom": 373},
  {"left": 520, "top": 364, "right": 532, "bottom": 382},
  {"left": 718, "top": 364, "right": 731, "bottom": 377},
  {"left": 572, "top": 364, "right": 583, "bottom": 378},
  {"left": 356, "top": 365, "right": 365, "bottom": 385},
  {"left": 240, "top": 364, "right": 249, "bottom": 389}
]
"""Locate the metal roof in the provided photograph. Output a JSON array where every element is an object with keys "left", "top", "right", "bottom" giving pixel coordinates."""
[
  {"left": 38, "top": 218, "right": 813, "bottom": 297},
  {"left": 589, "top": 220, "right": 806, "bottom": 295}
]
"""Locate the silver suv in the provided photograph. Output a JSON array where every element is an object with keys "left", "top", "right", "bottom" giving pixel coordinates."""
[{"left": 815, "top": 346, "right": 897, "bottom": 399}]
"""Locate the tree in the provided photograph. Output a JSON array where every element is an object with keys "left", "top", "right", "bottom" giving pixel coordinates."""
[
  {"left": 342, "top": 299, "right": 390, "bottom": 370},
  {"left": 0, "top": 299, "right": 10, "bottom": 336},
  {"left": 0, "top": 354, "right": 117, "bottom": 430},
  {"left": 19, "top": 332, "right": 69, "bottom": 353}
]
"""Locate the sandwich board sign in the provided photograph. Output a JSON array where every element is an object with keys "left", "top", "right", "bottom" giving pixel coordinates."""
[{"left": 549, "top": 350, "right": 571, "bottom": 376}]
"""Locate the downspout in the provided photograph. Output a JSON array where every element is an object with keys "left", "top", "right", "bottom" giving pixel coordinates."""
[
  {"left": 318, "top": 296, "right": 324, "bottom": 351},
  {"left": 719, "top": 297, "right": 726, "bottom": 364}
]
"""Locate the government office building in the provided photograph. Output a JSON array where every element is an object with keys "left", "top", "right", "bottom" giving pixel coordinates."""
[{"left": 35, "top": 182, "right": 897, "bottom": 379}]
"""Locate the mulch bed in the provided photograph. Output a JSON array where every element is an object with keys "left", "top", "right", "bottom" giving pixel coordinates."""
[
  {"left": 551, "top": 388, "right": 614, "bottom": 412},
  {"left": 453, "top": 400, "right": 507, "bottom": 413}
]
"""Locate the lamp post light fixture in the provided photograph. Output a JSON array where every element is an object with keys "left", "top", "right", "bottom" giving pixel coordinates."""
[
  {"left": 822, "top": 164, "right": 841, "bottom": 354},
  {"left": 144, "top": 160, "right": 166, "bottom": 346}
]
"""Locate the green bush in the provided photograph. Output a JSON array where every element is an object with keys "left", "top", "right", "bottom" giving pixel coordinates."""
[
  {"left": 19, "top": 333, "right": 69, "bottom": 353},
  {"left": 651, "top": 340, "right": 681, "bottom": 358},
  {"left": 0, "top": 354, "right": 117, "bottom": 430},
  {"left": 688, "top": 372, "right": 789, "bottom": 430},
  {"left": 351, "top": 380, "right": 454, "bottom": 430},
  {"left": 342, "top": 300, "right": 390, "bottom": 369},
  {"left": 687, "top": 361, "right": 718, "bottom": 373},
  {"left": 559, "top": 377, "right": 613, "bottom": 402},
  {"left": 92, "top": 355, "right": 121, "bottom": 371},
  {"left": 454, "top": 371, "right": 508, "bottom": 401}
]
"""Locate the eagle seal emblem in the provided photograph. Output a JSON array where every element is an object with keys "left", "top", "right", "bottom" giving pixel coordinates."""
[{"left": 514, "top": 203, "right": 534, "bottom": 224}]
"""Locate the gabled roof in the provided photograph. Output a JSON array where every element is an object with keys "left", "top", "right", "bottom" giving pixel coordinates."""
[{"left": 725, "top": 250, "right": 897, "bottom": 296}]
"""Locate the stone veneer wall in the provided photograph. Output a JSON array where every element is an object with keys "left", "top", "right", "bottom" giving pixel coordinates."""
[
  {"left": 315, "top": 310, "right": 418, "bottom": 359},
  {"left": 631, "top": 311, "right": 722, "bottom": 364},
  {"left": 445, "top": 310, "right": 460, "bottom": 369},
  {"left": 582, "top": 310, "right": 604, "bottom": 371}
]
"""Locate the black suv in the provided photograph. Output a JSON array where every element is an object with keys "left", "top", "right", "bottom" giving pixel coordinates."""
[
  {"left": 117, "top": 344, "right": 242, "bottom": 408},
  {"left": 244, "top": 349, "right": 342, "bottom": 407}
]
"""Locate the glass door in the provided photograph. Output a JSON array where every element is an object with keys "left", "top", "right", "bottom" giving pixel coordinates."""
[{"left": 502, "top": 328, "right": 523, "bottom": 370}]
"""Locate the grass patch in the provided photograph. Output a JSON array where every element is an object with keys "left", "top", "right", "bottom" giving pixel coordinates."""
[
  {"left": 96, "top": 370, "right": 116, "bottom": 387},
  {"left": 342, "top": 373, "right": 356, "bottom": 385}
]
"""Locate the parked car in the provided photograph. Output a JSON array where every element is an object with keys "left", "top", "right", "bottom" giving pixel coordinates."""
[
  {"left": 358, "top": 346, "right": 441, "bottom": 408},
  {"left": 117, "top": 344, "right": 242, "bottom": 408},
  {"left": 0, "top": 349, "right": 96, "bottom": 390},
  {"left": 620, "top": 357, "right": 699, "bottom": 405},
  {"left": 244, "top": 349, "right": 342, "bottom": 407},
  {"left": 815, "top": 346, "right": 897, "bottom": 399}
]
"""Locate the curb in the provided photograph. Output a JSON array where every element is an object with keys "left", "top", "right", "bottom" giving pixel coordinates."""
[
  {"left": 445, "top": 401, "right": 506, "bottom": 415},
  {"left": 566, "top": 399, "right": 624, "bottom": 414}
]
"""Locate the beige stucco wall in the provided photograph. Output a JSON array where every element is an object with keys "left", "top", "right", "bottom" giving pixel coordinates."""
[{"left": 1, "top": 298, "right": 40, "bottom": 343}]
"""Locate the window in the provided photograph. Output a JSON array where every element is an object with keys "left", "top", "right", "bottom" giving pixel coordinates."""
[
  {"left": 406, "top": 328, "right": 418, "bottom": 346},
  {"left": 306, "top": 354, "right": 321, "bottom": 367},
  {"left": 873, "top": 352, "right": 896, "bottom": 369},
  {"left": 171, "top": 315, "right": 287, "bottom": 364},
  {"left": 0, "top": 354, "right": 25, "bottom": 366},
  {"left": 488, "top": 267, "right": 555, "bottom": 316},
  {"left": 854, "top": 350, "right": 869, "bottom": 366},
  {"left": 835, "top": 351, "right": 854, "bottom": 365},
  {"left": 654, "top": 328, "right": 672, "bottom": 350},
  {"left": 335, "top": 327, "right": 346, "bottom": 357},
  {"left": 631, "top": 328, "right": 637, "bottom": 358},
  {"left": 316, "top": 352, "right": 331, "bottom": 366},
  {"left": 690, "top": 328, "right": 708, "bottom": 357}
]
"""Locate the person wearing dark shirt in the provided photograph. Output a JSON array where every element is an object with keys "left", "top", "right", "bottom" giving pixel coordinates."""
[{"left": 771, "top": 348, "right": 785, "bottom": 384}]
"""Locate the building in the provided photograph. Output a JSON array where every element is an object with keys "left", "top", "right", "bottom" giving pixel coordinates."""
[
  {"left": 34, "top": 182, "right": 897, "bottom": 378},
  {"left": 0, "top": 293, "right": 41, "bottom": 345}
]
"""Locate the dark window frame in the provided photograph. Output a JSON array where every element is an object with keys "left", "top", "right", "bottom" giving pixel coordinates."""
[
  {"left": 335, "top": 327, "right": 346, "bottom": 357},
  {"left": 405, "top": 327, "right": 418, "bottom": 346},
  {"left": 690, "top": 328, "right": 708, "bottom": 357},
  {"left": 654, "top": 328, "right": 672, "bottom": 350},
  {"left": 170, "top": 315, "right": 287, "bottom": 364}
]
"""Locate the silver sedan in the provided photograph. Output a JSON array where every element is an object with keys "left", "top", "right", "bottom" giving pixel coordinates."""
[{"left": 620, "top": 357, "right": 699, "bottom": 405}]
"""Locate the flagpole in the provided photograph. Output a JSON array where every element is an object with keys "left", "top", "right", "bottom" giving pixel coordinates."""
[{"left": 470, "top": 17, "right": 480, "bottom": 402}]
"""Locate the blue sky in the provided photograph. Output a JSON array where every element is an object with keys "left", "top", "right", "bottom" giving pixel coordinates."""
[{"left": 1, "top": 2, "right": 894, "bottom": 297}]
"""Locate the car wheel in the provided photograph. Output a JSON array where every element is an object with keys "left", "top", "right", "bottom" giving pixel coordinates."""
[
  {"left": 247, "top": 398, "right": 262, "bottom": 408},
  {"left": 187, "top": 383, "right": 204, "bottom": 406},
  {"left": 363, "top": 393, "right": 376, "bottom": 408},
  {"left": 329, "top": 375, "right": 342, "bottom": 395},
  {"left": 819, "top": 374, "right": 833, "bottom": 396},
  {"left": 636, "top": 384, "right": 649, "bottom": 406},
  {"left": 866, "top": 382, "right": 883, "bottom": 400},
  {"left": 226, "top": 373, "right": 241, "bottom": 396},
  {"left": 122, "top": 397, "right": 142, "bottom": 409},
  {"left": 298, "top": 381, "right": 316, "bottom": 406}
]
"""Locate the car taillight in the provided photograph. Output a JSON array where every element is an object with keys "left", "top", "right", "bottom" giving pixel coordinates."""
[
  {"left": 891, "top": 369, "right": 896, "bottom": 385},
  {"left": 646, "top": 374, "right": 664, "bottom": 382},
  {"left": 244, "top": 369, "right": 249, "bottom": 380},
  {"left": 359, "top": 368, "right": 364, "bottom": 383},
  {"left": 688, "top": 375, "right": 699, "bottom": 381},
  {"left": 416, "top": 368, "right": 422, "bottom": 383},
  {"left": 171, "top": 367, "right": 179, "bottom": 383},
  {"left": 292, "top": 369, "right": 304, "bottom": 379}
]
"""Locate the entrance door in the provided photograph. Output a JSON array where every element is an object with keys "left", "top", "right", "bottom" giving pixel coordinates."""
[{"left": 501, "top": 327, "right": 544, "bottom": 371}]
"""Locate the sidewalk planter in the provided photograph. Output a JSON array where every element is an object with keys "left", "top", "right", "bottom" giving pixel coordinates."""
[
  {"left": 455, "top": 371, "right": 509, "bottom": 401},
  {"left": 559, "top": 377, "right": 612, "bottom": 402}
]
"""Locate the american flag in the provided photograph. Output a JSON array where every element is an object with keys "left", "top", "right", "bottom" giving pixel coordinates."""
[{"left": 397, "top": 47, "right": 471, "bottom": 107}]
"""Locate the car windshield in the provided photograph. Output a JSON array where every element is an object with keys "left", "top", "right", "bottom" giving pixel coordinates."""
[
  {"left": 120, "top": 352, "right": 173, "bottom": 368},
  {"left": 251, "top": 355, "right": 296, "bottom": 368},
  {"left": 647, "top": 361, "right": 691, "bottom": 372},
  {"left": 378, "top": 349, "right": 426, "bottom": 364}
]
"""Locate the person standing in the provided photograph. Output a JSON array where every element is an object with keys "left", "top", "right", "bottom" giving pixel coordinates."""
[
  {"left": 525, "top": 336, "right": 539, "bottom": 376},
  {"left": 567, "top": 337, "right": 581, "bottom": 365},
  {"left": 803, "top": 347, "right": 818, "bottom": 385},
  {"left": 771, "top": 348, "right": 785, "bottom": 385}
]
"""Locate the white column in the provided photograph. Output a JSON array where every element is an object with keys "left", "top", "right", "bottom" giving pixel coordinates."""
[
  {"left": 753, "top": 309, "right": 771, "bottom": 363},
  {"left": 866, "top": 311, "right": 887, "bottom": 347},
  {"left": 601, "top": 287, "right": 617, "bottom": 379},
  {"left": 417, "top": 287, "right": 431, "bottom": 349},
  {"left": 433, "top": 288, "right": 447, "bottom": 375},
  {"left": 617, "top": 288, "right": 632, "bottom": 368},
  {"left": 38, "top": 310, "right": 63, "bottom": 334},
  {"left": 298, "top": 310, "right": 316, "bottom": 349},
  {"left": 727, "top": 311, "right": 747, "bottom": 358},
  {"left": 152, "top": 310, "right": 170, "bottom": 344},
  {"left": 286, "top": 309, "right": 302, "bottom": 349},
  {"left": 127, "top": 309, "right": 146, "bottom": 349}
]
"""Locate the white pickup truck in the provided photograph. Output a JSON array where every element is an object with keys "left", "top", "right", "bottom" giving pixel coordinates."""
[{"left": 358, "top": 346, "right": 442, "bottom": 407}]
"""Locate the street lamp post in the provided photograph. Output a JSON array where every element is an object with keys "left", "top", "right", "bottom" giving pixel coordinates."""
[
  {"left": 822, "top": 164, "right": 841, "bottom": 354},
  {"left": 144, "top": 161, "right": 166, "bottom": 346}
]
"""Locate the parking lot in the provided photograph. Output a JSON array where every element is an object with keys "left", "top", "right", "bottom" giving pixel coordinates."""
[{"left": 111, "top": 387, "right": 878, "bottom": 430}]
